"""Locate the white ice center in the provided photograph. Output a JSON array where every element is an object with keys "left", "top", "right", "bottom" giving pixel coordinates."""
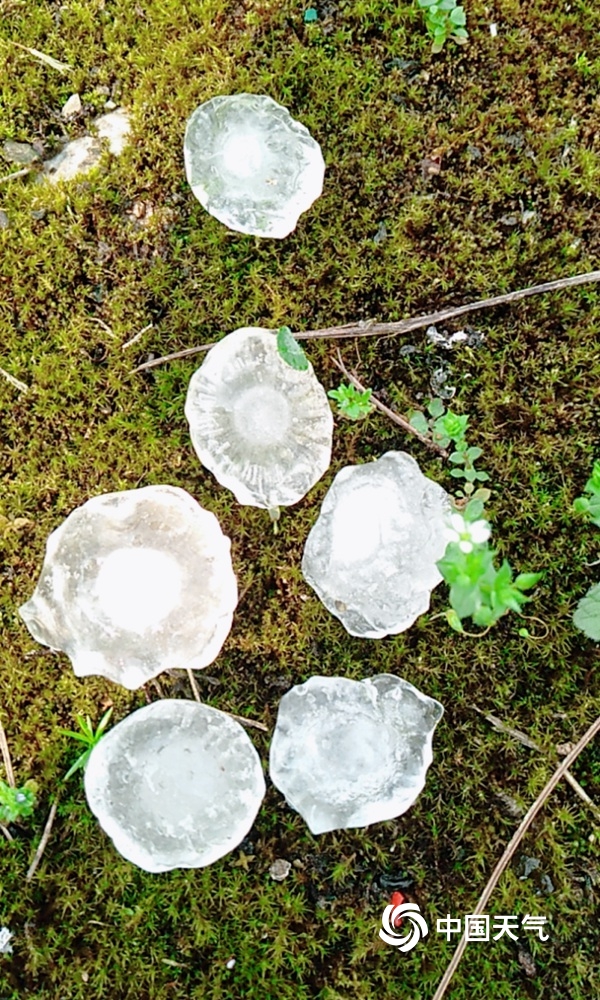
[
  {"left": 232, "top": 385, "right": 291, "bottom": 446},
  {"left": 221, "top": 132, "right": 264, "bottom": 179},
  {"left": 94, "top": 547, "right": 183, "bottom": 633}
]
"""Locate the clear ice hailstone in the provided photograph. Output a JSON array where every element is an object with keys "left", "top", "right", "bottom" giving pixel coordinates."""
[
  {"left": 185, "top": 327, "right": 334, "bottom": 509},
  {"left": 84, "top": 700, "right": 266, "bottom": 872},
  {"left": 269, "top": 674, "right": 443, "bottom": 835},
  {"left": 301, "top": 451, "right": 451, "bottom": 638},
  {"left": 19, "top": 485, "right": 238, "bottom": 690},
  {"left": 183, "top": 93, "right": 325, "bottom": 238}
]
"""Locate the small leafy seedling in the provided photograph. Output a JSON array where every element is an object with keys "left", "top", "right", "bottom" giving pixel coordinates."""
[
  {"left": 0, "top": 779, "right": 37, "bottom": 825},
  {"left": 276, "top": 326, "right": 309, "bottom": 371},
  {"left": 438, "top": 499, "right": 542, "bottom": 631},
  {"left": 573, "top": 460, "right": 600, "bottom": 528},
  {"left": 572, "top": 459, "right": 600, "bottom": 640},
  {"left": 328, "top": 383, "right": 374, "bottom": 420},
  {"left": 58, "top": 707, "right": 114, "bottom": 780},
  {"left": 417, "top": 0, "right": 468, "bottom": 54},
  {"left": 409, "top": 399, "right": 490, "bottom": 499}
]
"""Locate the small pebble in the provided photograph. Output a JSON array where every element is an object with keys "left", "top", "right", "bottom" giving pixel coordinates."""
[
  {"left": 61, "top": 94, "right": 82, "bottom": 118},
  {"left": 269, "top": 858, "right": 291, "bottom": 881},
  {"left": 0, "top": 210, "right": 9, "bottom": 230},
  {"left": 226, "top": 957, "right": 236, "bottom": 970}
]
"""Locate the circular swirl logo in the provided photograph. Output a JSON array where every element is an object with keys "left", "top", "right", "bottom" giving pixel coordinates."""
[{"left": 379, "top": 903, "right": 429, "bottom": 951}]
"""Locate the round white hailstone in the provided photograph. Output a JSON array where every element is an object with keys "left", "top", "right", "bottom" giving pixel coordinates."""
[
  {"left": 19, "top": 485, "right": 238, "bottom": 689},
  {"left": 301, "top": 451, "right": 451, "bottom": 638},
  {"left": 185, "top": 327, "right": 333, "bottom": 509},
  {"left": 183, "top": 93, "right": 325, "bottom": 238},
  {"left": 84, "top": 700, "right": 266, "bottom": 872},
  {"left": 269, "top": 674, "right": 443, "bottom": 835}
]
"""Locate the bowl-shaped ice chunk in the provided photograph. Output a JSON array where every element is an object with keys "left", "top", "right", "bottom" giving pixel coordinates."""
[
  {"left": 269, "top": 674, "right": 443, "bottom": 835},
  {"left": 185, "top": 327, "right": 333, "bottom": 509},
  {"left": 301, "top": 451, "right": 451, "bottom": 637},
  {"left": 19, "top": 485, "right": 237, "bottom": 690},
  {"left": 183, "top": 93, "right": 325, "bottom": 238},
  {"left": 84, "top": 700, "right": 266, "bottom": 872}
]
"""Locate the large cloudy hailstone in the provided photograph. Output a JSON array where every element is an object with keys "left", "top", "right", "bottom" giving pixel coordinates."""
[
  {"left": 19, "top": 486, "right": 237, "bottom": 690},
  {"left": 84, "top": 700, "right": 266, "bottom": 872},
  {"left": 269, "top": 674, "right": 443, "bottom": 835},
  {"left": 301, "top": 451, "right": 451, "bottom": 638},
  {"left": 185, "top": 327, "right": 333, "bottom": 509},
  {"left": 183, "top": 93, "right": 325, "bottom": 238}
]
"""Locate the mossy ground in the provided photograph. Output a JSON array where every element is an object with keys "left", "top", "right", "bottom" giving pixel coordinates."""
[{"left": 1, "top": 1, "right": 599, "bottom": 997}]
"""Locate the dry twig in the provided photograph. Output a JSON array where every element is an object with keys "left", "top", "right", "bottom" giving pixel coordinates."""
[
  {"left": 0, "top": 714, "right": 15, "bottom": 788},
  {"left": 131, "top": 269, "right": 600, "bottom": 373},
  {"left": 432, "top": 712, "right": 600, "bottom": 1000},
  {"left": 26, "top": 795, "right": 60, "bottom": 882},
  {"left": 332, "top": 350, "right": 448, "bottom": 457}
]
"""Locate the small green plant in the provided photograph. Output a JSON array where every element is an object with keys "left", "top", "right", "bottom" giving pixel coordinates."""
[
  {"left": 417, "top": 0, "right": 468, "bottom": 54},
  {"left": 572, "top": 460, "right": 600, "bottom": 640},
  {"left": 58, "top": 708, "right": 114, "bottom": 781},
  {"left": 276, "top": 326, "right": 309, "bottom": 371},
  {"left": 0, "top": 779, "right": 37, "bottom": 825},
  {"left": 409, "top": 398, "right": 490, "bottom": 498},
  {"left": 573, "top": 460, "right": 600, "bottom": 528},
  {"left": 437, "top": 499, "right": 542, "bottom": 632},
  {"left": 574, "top": 52, "right": 592, "bottom": 77},
  {"left": 328, "top": 383, "right": 374, "bottom": 420}
]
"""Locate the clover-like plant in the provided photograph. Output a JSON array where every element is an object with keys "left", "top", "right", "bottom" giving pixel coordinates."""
[
  {"left": 417, "top": 0, "right": 468, "bottom": 54},
  {"left": 0, "top": 779, "right": 37, "bottom": 825},
  {"left": 328, "top": 383, "right": 374, "bottom": 420},
  {"left": 59, "top": 708, "right": 114, "bottom": 781}
]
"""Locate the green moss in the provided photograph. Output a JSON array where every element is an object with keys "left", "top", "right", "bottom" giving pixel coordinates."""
[{"left": 1, "top": 0, "right": 599, "bottom": 997}]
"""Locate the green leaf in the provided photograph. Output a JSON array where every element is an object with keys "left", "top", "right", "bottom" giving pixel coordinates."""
[
  {"left": 450, "top": 468, "right": 466, "bottom": 478},
  {"left": 427, "top": 398, "right": 445, "bottom": 418},
  {"left": 466, "top": 446, "right": 483, "bottom": 461},
  {"left": 514, "top": 572, "right": 543, "bottom": 591},
  {"left": 453, "top": 26, "right": 469, "bottom": 38},
  {"left": 449, "top": 6, "right": 466, "bottom": 25},
  {"left": 276, "top": 326, "right": 309, "bottom": 371},
  {"left": 328, "top": 383, "right": 373, "bottom": 420},
  {"left": 63, "top": 750, "right": 92, "bottom": 782},
  {"left": 449, "top": 451, "right": 466, "bottom": 464},
  {"left": 518, "top": 627, "right": 530, "bottom": 637},
  {"left": 409, "top": 411, "right": 430, "bottom": 436},
  {"left": 446, "top": 609, "right": 464, "bottom": 632},
  {"left": 475, "top": 470, "right": 490, "bottom": 481},
  {"left": 573, "top": 582, "right": 600, "bottom": 640},
  {"left": 464, "top": 498, "right": 485, "bottom": 521}
]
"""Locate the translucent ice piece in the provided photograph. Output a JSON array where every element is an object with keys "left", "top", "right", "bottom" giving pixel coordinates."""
[
  {"left": 19, "top": 485, "right": 238, "bottom": 689},
  {"left": 85, "top": 700, "right": 265, "bottom": 871},
  {"left": 301, "top": 451, "right": 451, "bottom": 638},
  {"left": 183, "top": 93, "right": 325, "bottom": 238},
  {"left": 269, "top": 674, "right": 443, "bottom": 835},
  {"left": 185, "top": 327, "right": 333, "bottom": 509}
]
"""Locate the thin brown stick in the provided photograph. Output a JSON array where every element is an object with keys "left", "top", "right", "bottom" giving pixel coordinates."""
[
  {"left": 1, "top": 823, "right": 14, "bottom": 842},
  {"left": 131, "top": 269, "right": 600, "bottom": 373},
  {"left": 332, "top": 350, "right": 448, "bottom": 457},
  {"left": 0, "top": 715, "right": 15, "bottom": 788},
  {"left": 186, "top": 667, "right": 202, "bottom": 703},
  {"left": 0, "top": 167, "right": 32, "bottom": 185},
  {"left": 226, "top": 712, "right": 268, "bottom": 733},
  {"left": 432, "top": 712, "right": 600, "bottom": 1000},
  {"left": 26, "top": 795, "right": 59, "bottom": 882},
  {"left": 472, "top": 704, "right": 600, "bottom": 822}
]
